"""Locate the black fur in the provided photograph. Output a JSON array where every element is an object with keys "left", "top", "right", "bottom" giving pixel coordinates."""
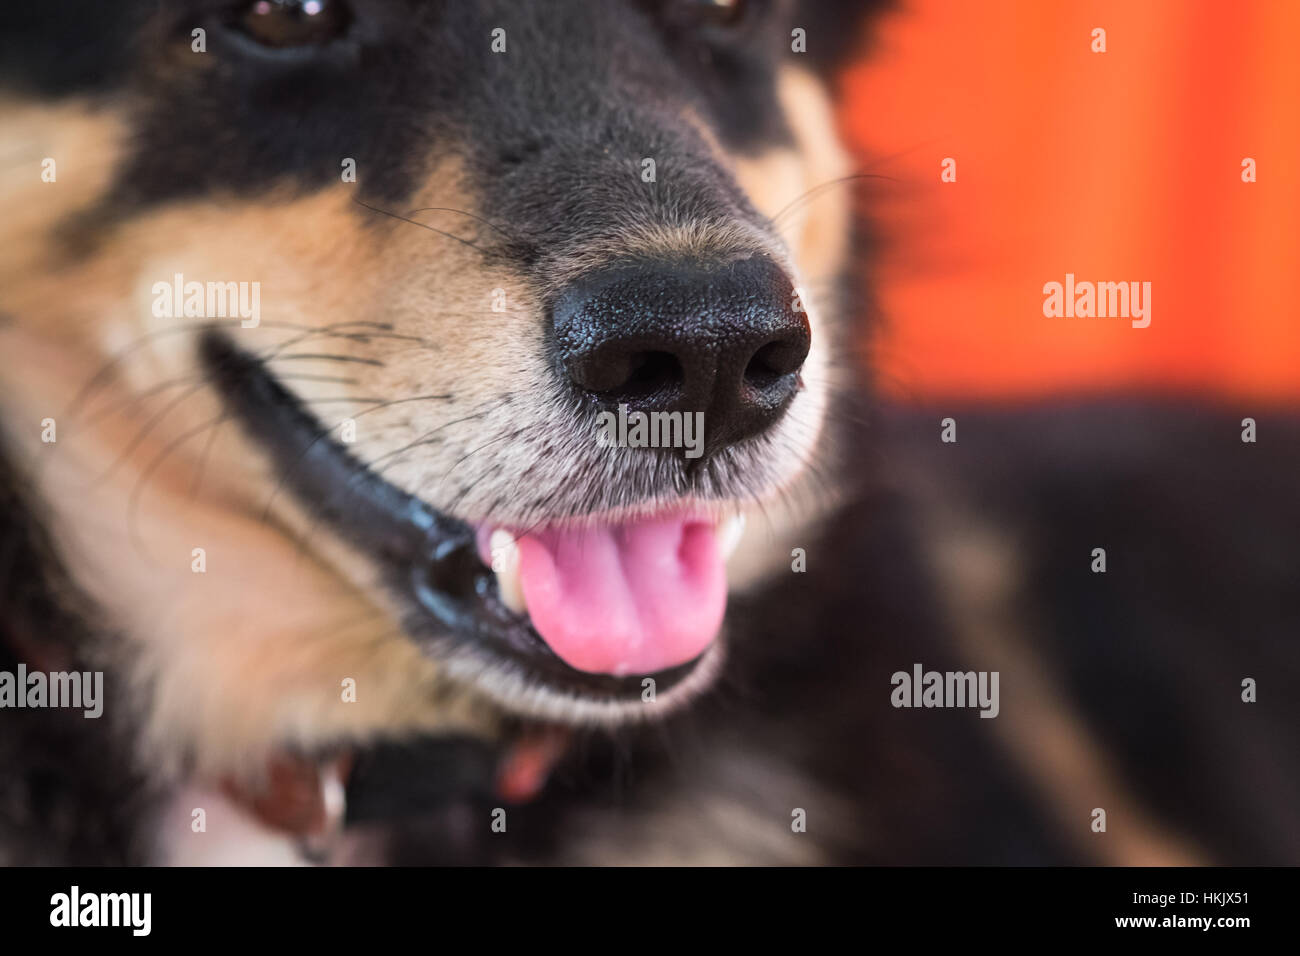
[
  {"left": 0, "top": 429, "right": 159, "bottom": 865},
  {"left": 4, "top": 389, "right": 1299, "bottom": 863},
  {"left": 898, "top": 401, "right": 1300, "bottom": 863},
  {"left": 374, "top": 400, "right": 1300, "bottom": 864},
  {"left": 3, "top": 1, "right": 881, "bottom": 224},
  {"left": 4, "top": 1, "right": 1297, "bottom": 866}
]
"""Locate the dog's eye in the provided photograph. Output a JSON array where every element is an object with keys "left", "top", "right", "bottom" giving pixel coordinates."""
[
  {"left": 690, "top": 0, "right": 747, "bottom": 23},
  {"left": 668, "top": 0, "right": 749, "bottom": 29},
  {"left": 238, "top": 0, "right": 350, "bottom": 48}
]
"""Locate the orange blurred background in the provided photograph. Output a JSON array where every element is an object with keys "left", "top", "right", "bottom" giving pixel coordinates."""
[{"left": 841, "top": 0, "right": 1300, "bottom": 402}]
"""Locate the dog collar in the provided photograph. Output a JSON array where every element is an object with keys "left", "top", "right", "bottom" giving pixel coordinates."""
[{"left": 218, "top": 728, "right": 571, "bottom": 853}]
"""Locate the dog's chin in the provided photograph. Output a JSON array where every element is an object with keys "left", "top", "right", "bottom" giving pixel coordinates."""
[{"left": 198, "top": 331, "right": 800, "bottom": 725}]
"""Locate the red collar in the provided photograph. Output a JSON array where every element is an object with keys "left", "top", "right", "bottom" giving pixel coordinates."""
[{"left": 219, "top": 727, "right": 571, "bottom": 846}]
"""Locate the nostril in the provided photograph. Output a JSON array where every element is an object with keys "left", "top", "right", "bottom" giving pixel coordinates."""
[
  {"left": 551, "top": 256, "right": 809, "bottom": 453},
  {"left": 622, "top": 351, "right": 682, "bottom": 398},
  {"left": 567, "top": 348, "right": 629, "bottom": 393},
  {"left": 744, "top": 332, "right": 808, "bottom": 392},
  {"left": 745, "top": 341, "right": 796, "bottom": 390},
  {"left": 569, "top": 348, "right": 682, "bottom": 399}
]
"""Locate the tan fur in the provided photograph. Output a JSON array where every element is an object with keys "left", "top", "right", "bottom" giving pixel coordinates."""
[
  {"left": 0, "top": 146, "right": 518, "bottom": 777},
  {"left": 0, "top": 66, "right": 850, "bottom": 784},
  {"left": 0, "top": 99, "right": 127, "bottom": 287},
  {"left": 726, "top": 67, "right": 858, "bottom": 589},
  {"left": 528, "top": 748, "right": 855, "bottom": 866}
]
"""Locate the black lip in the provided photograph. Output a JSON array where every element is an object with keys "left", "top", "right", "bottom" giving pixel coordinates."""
[{"left": 198, "top": 331, "right": 706, "bottom": 705}]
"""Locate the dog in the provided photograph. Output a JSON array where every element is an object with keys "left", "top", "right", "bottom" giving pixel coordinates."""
[{"left": 2, "top": 1, "right": 1298, "bottom": 866}]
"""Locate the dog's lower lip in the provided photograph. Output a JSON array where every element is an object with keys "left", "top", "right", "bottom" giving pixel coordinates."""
[{"left": 198, "top": 331, "right": 711, "bottom": 707}]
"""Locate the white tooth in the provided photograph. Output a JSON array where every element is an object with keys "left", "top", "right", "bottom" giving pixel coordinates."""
[
  {"left": 716, "top": 514, "right": 746, "bottom": 562},
  {"left": 489, "top": 529, "right": 528, "bottom": 615}
]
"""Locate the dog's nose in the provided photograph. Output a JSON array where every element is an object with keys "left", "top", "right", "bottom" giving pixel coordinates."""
[{"left": 551, "top": 256, "right": 810, "bottom": 453}]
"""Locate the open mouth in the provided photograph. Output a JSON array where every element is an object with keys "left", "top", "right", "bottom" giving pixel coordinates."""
[{"left": 199, "top": 332, "right": 738, "bottom": 721}]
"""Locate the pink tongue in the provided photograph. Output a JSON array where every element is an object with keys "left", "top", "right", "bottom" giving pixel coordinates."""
[{"left": 514, "top": 516, "right": 726, "bottom": 676}]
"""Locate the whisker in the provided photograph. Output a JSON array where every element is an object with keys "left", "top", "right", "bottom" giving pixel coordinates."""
[
  {"left": 269, "top": 353, "right": 386, "bottom": 367},
  {"left": 257, "top": 391, "right": 457, "bottom": 522},
  {"left": 352, "top": 196, "right": 514, "bottom": 262},
  {"left": 263, "top": 373, "right": 359, "bottom": 385},
  {"left": 770, "top": 171, "right": 900, "bottom": 227},
  {"left": 188, "top": 416, "right": 226, "bottom": 500},
  {"left": 281, "top": 396, "right": 513, "bottom": 561},
  {"left": 769, "top": 139, "right": 942, "bottom": 231},
  {"left": 429, "top": 427, "right": 527, "bottom": 496},
  {"left": 403, "top": 205, "right": 528, "bottom": 246},
  {"left": 65, "top": 318, "right": 429, "bottom": 421},
  {"left": 125, "top": 412, "right": 229, "bottom": 561}
]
